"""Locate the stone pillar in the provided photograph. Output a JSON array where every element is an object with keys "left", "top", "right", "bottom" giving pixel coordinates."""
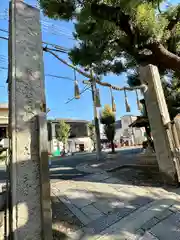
[
  {"left": 139, "top": 65, "right": 177, "bottom": 184},
  {"left": 8, "top": 1, "right": 52, "bottom": 239},
  {"left": 174, "top": 114, "right": 180, "bottom": 148}
]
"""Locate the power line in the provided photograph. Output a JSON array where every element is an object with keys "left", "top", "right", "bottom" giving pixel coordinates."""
[
  {"left": 45, "top": 74, "right": 74, "bottom": 81},
  {"left": 0, "top": 28, "right": 70, "bottom": 52},
  {"left": 41, "top": 21, "right": 75, "bottom": 40},
  {"left": 0, "top": 67, "right": 7, "bottom": 70},
  {"left": 65, "top": 85, "right": 91, "bottom": 104},
  {"left": 0, "top": 36, "right": 8, "bottom": 41},
  {"left": 42, "top": 40, "right": 69, "bottom": 51},
  {"left": 42, "top": 46, "right": 67, "bottom": 54},
  {"left": 0, "top": 38, "right": 144, "bottom": 92},
  {"left": 0, "top": 67, "right": 79, "bottom": 83},
  {"left": 0, "top": 55, "right": 8, "bottom": 65},
  {"left": 0, "top": 12, "right": 76, "bottom": 40},
  {"left": 44, "top": 47, "right": 92, "bottom": 79},
  {"left": 45, "top": 48, "right": 145, "bottom": 93},
  {"left": 0, "top": 28, "right": 8, "bottom": 33}
]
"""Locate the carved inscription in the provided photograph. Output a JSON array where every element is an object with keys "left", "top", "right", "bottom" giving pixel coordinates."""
[{"left": 15, "top": 4, "right": 43, "bottom": 120}]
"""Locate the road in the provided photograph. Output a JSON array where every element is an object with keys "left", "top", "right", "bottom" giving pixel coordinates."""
[
  {"left": 0, "top": 147, "right": 142, "bottom": 181},
  {"left": 49, "top": 147, "right": 142, "bottom": 180},
  {"left": 50, "top": 152, "right": 103, "bottom": 180}
]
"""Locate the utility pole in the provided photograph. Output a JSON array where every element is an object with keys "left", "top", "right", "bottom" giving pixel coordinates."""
[
  {"left": 130, "top": 115, "right": 136, "bottom": 146},
  {"left": 90, "top": 70, "right": 101, "bottom": 160}
]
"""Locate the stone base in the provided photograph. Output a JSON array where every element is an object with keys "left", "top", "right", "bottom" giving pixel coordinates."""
[
  {"left": 136, "top": 154, "right": 157, "bottom": 166},
  {"left": 160, "top": 171, "right": 179, "bottom": 187}
]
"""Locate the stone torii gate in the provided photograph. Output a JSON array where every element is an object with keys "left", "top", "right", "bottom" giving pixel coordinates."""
[
  {"left": 8, "top": 0, "right": 52, "bottom": 239},
  {"left": 140, "top": 65, "right": 180, "bottom": 185}
]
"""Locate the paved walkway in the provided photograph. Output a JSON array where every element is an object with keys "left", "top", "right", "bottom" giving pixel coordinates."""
[{"left": 51, "top": 170, "right": 180, "bottom": 240}]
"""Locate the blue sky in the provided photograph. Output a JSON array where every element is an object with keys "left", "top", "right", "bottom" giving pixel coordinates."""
[{"left": 0, "top": 0, "right": 178, "bottom": 121}]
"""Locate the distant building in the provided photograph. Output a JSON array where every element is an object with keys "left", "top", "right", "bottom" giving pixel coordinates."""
[
  {"left": 0, "top": 103, "right": 8, "bottom": 140},
  {"left": 114, "top": 119, "right": 122, "bottom": 144},
  {"left": 100, "top": 115, "right": 146, "bottom": 146},
  {"left": 115, "top": 115, "right": 146, "bottom": 146},
  {"left": 99, "top": 123, "right": 106, "bottom": 140},
  {"left": 47, "top": 118, "right": 93, "bottom": 155},
  {"left": 0, "top": 104, "right": 94, "bottom": 155}
]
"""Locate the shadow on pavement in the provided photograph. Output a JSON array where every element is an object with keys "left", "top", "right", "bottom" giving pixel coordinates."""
[
  {"left": 51, "top": 165, "right": 180, "bottom": 239},
  {"left": 0, "top": 146, "right": 178, "bottom": 239}
]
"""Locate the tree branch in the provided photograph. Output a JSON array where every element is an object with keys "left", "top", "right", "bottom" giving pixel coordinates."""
[
  {"left": 157, "top": 0, "right": 162, "bottom": 14},
  {"left": 90, "top": 3, "right": 180, "bottom": 72},
  {"left": 167, "top": 5, "right": 180, "bottom": 32},
  {"left": 43, "top": 46, "right": 93, "bottom": 78},
  {"left": 147, "top": 42, "right": 180, "bottom": 72},
  {"left": 91, "top": 3, "right": 136, "bottom": 46}
]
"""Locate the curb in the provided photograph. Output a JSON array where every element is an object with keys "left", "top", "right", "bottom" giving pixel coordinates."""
[
  {"left": 76, "top": 163, "right": 105, "bottom": 174},
  {"left": 107, "top": 164, "right": 159, "bottom": 172},
  {"left": 77, "top": 163, "right": 159, "bottom": 174}
]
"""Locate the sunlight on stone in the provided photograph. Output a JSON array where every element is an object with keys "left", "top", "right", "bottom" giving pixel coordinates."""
[
  {"left": 32, "top": 54, "right": 39, "bottom": 60},
  {"left": 29, "top": 71, "right": 41, "bottom": 81},
  {"left": 110, "top": 201, "right": 125, "bottom": 208},
  {"left": 66, "top": 190, "right": 95, "bottom": 200},
  {"left": 16, "top": 202, "right": 29, "bottom": 228},
  {"left": 50, "top": 167, "right": 73, "bottom": 171},
  {"left": 15, "top": 68, "right": 24, "bottom": 79}
]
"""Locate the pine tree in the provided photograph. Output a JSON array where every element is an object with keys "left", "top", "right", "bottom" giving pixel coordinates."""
[
  {"left": 39, "top": 0, "right": 180, "bottom": 81},
  {"left": 56, "top": 120, "right": 71, "bottom": 151},
  {"left": 100, "top": 104, "right": 116, "bottom": 153}
]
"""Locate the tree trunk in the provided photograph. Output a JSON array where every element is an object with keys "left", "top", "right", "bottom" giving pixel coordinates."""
[
  {"left": 93, "top": 142, "right": 96, "bottom": 151},
  {"left": 63, "top": 142, "right": 66, "bottom": 155},
  {"left": 111, "top": 140, "right": 115, "bottom": 153},
  {"left": 148, "top": 43, "right": 180, "bottom": 72}
]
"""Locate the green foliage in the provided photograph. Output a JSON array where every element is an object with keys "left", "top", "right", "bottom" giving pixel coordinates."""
[
  {"left": 56, "top": 120, "right": 71, "bottom": 146},
  {"left": 39, "top": 0, "right": 180, "bottom": 81},
  {"left": 162, "top": 77, "right": 180, "bottom": 119},
  {"left": 39, "top": 0, "right": 76, "bottom": 20},
  {"left": 135, "top": 3, "right": 168, "bottom": 41},
  {"left": 100, "top": 104, "right": 115, "bottom": 125},
  {"left": 104, "top": 124, "right": 115, "bottom": 144},
  {"left": 128, "top": 73, "right": 180, "bottom": 119},
  {"left": 100, "top": 105, "right": 116, "bottom": 152},
  {"left": 88, "top": 122, "right": 96, "bottom": 148}
]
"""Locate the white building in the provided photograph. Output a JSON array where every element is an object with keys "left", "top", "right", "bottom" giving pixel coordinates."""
[
  {"left": 0, "top": 103, "right": 8, "bottom": 139},
  {"left": 100, "top": 115, "right": 146, "bottom": 146},
  {"left": 117, "top": 115, "right": 146, "bottom": 146},
  {"left": 47, "top": 119, "right": 94, "bottom": 155}
]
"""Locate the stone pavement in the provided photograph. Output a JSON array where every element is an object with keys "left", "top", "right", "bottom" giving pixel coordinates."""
[{"left": 51, "top": 170, "right": 180, "bottom": 240}]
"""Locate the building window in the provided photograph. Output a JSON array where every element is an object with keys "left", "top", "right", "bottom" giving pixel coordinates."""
[
  {"left": 47, "top": 122, "right": 52, "bottom": 141},
  {"left": 0, "top": 127, "right": 7, "bottom": 139}
]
